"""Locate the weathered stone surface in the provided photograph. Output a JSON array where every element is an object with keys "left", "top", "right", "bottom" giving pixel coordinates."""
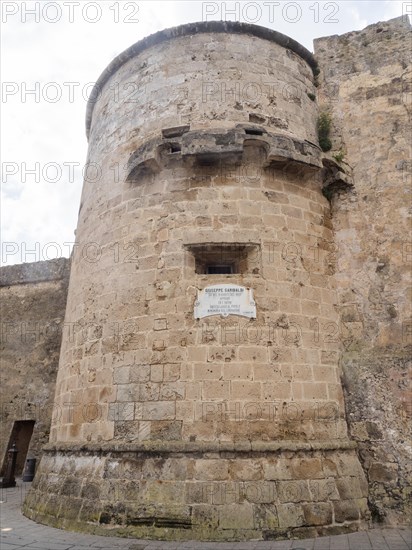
[
  {"left": 302, "top": 502, "right": 333, "bottom": 526},
  {"left": 0, "top": 258, "right": 70, "bottom": 475},
  {"left": 315, "top": 15, "right": 412, "bottom": 525},
  {"left": 219, "top": 503, "right": 254, "bottom": 530},
  {"left": 18, "top": 15, "right": 411, "bottom": 542},
  {"left": 334, "top": 499, "right": 362, "bottom": 523},
  {"left": 23, "top": 446, "right": 369, "bottom": 540}
]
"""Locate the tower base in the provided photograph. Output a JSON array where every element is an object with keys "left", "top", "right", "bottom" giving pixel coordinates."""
[{"left": 23, "top": 441, "right": 370, "bottom": 541}]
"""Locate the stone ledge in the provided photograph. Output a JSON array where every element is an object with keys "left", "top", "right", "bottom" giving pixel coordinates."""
[
  {"left": 0, "top": 257, "right": 71, "bottom": 287},
  {"left": 126, "top": 128, "right": 323, "bottom": 182},
  {"left": 43, "top": 439, "right": 357, "bottom": 454},
  {"left": 321, "top": 156, "right": 354, "bottom": 200}
]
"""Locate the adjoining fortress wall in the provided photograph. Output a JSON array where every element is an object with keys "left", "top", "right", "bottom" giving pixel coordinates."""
[
  {"left": 0, "top": 258, "right": 70, "bottom": 476},
  {"left": 314, "top": 15, "right": 412, "bottom": 524}
]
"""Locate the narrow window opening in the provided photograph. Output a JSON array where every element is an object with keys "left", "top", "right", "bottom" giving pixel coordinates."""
[
  {"left": 169, "top": 143, "right": 181, "bottom": 153},
  {"left": 245, "top": 128, "right": 264, "bottom": 136},
  {"left": 185, "top": 243, "right": 261, "bottom": 275},
  {"left": 206, "top": 264, "right": 234, "bottom": 274}
]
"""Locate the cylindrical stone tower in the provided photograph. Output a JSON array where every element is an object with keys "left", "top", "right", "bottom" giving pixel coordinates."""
[{"left": 24, "top": 22, "right": 369, "bottom": 541}]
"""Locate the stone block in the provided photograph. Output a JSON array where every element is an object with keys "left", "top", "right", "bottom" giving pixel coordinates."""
[
  {"left": 277, "top": 502, "right": 305, "bottom": 528},
  {"left": 187, "top": 346, "right": 208, "bottom": 361},
  {"left": 154, "top": 318, "right": 167, "bottom": 330},
  {"left": 231, "top": 381, "right": 262, "bottom": 399},
  {"left": 113, "top": 366, "right": 130, "bottom": 384},
  {"left": 192, "top": 504, "right": 219, "bottom": 528},
  {"left": 80, "top": 481, "right": 100, "bottom": 500},
  {"left": 219, "top": 503, "right": 255, "bottom": 530},
  {"left": 238, "top": 346, "right": 268, "bottom": 362},
  {"left": 281, "top": 205, "right": 303, "bottom": 219},
  {"left": 302, "top": 502, "right": 333, "bottom": 526},
  {"left": 138, "top": 382, "right": 160, "bottom": 401},
  {"left": 142, "top": 401, "right": 176, "bottom": 420},
  {"left": 144, "top": 480, "right": 186, "bottom": 504},
  {"left": 163, "top": 363, "right": 180, "bottom": 381},
  {"left": 368, "top": 462, "right": 398, "bottom": 484},
  {"left": 150, "top": 364, "right": 164, "bottom": 382},
  {"left": 207, "top": 346, "right": 237, "bottom": 362},
  {"left": 223, "top": 363, "right": 253, "bottom": 380},
  {"left": 293, "top": 364, "right": 313, "bottom": 381},
  {"left": 149, "top": 420, "right": 182, "bottom": 440},
  {"left": 185, "top": 382, "right": 201, "bottom": 400},
  {"left": 292, "top": 458, "right": 323, "bottom": 480},
  {"left": 263, "top": 459, "right": 294, "bottom": 481},
  {"left": 263, "top": 382, "right": 291, "bottom": 400},
  {"left": 202, "top": 380, "right": 230, "bottom": 399},
  {"left": 335, "top": 476, "right": 365, "bottom": 499},
  {"left": 60, "top": 476, "right": 82, "bottom": 497},
  {"left": 117, "top": 384, "right": 140, "bottom": 403},
  {"left": 194, "top": 459, "right": 229, "bottom": 481},
  {"left": 333, "top": 499, "right": 360, "bottom": 522},
  {"left": 229, "top": 460, "right": 263, "bottom": 481},
  {"left": 277, "top": 480, "right": 311, "bottom": 503},
  {"left": 303, "top": 382, "right": 328, "bottom": 400},
  {"left": 193, "top": 363, "right": 222, "bottom": 380},
  {"left": 309, "top": 478, "right": 340, "bottom": 501},
  {"left": 175, "top": 401, "right": 194, "bottom": 421},
  {"left": 242, "top": 481, "right": 278, "bottom": 504}
]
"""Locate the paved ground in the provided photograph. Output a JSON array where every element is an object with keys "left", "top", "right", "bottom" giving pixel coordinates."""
[{"left": 0, "top": 481, "right": 411, "bottom": 550}]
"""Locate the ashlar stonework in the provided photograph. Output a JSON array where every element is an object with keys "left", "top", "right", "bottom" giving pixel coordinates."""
[{"left": 5, "top": 17, "right": 408, "bottom": 542}]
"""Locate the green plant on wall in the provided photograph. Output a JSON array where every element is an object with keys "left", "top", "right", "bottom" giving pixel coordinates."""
[
  {"left": 317, "top": 112, "right": 332, "bottom": 152},
  {"left": 333, "top": 150, "right": 345, "bottom": 163}
]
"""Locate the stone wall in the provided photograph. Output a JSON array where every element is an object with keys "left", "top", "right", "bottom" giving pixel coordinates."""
[
  {"left": 0, "top": 258, "right": 70, "bottom": 474},
  {"left": 6, "top": 16, "right": 409, "bottom": 540},
  {"left": 23, "top": 22, "right": 370, "bottom": 541},
  {"left": 314, "top": 16, "right": 411, "bottom": 525}
]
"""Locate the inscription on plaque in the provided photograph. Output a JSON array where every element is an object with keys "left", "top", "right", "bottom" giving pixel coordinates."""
[{"left": 194, "top": 284, "right": 256, "bottom": 319}]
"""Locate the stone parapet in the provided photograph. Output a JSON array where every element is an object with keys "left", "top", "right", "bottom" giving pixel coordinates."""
[{"left": 0, "top": 258, "right": 70, "bottom": 287}]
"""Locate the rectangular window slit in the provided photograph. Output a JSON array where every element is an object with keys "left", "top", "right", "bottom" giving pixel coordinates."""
[
  {"left": 245, "top": 128, "right": 264, "bottom": 136},
  {"left": 185, "top": 243, "right": 261, "bottom": 275},
  {"left": 170, "top": 143, "right": 181, "bottom": 153},
  {"left": 206, "top": 264, "right": 234, "bottom": 274}
]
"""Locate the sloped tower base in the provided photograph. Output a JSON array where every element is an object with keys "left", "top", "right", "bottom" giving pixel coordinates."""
[{"left": 25, "top": 442, "right": 369, "bottom": 540}]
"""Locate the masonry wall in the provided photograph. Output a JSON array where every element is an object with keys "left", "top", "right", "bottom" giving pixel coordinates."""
[
  {"left": 22, "top": 24, "right": 372, "bottom": 541},
  {"left": 314, "top": 16, "right": 412, "bottom": 525},
  {"left": 52, "top": 26, "right": 323, "bottom": 446},
  {"left": 0, "top": 258, "right": 70, "bottom": 474},
  {"left": 5, "top": 16, "right": 409, "bottom": 540}
]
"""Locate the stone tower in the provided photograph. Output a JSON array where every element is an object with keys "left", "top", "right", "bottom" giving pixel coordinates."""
[{"left": 24, "top": 22, "right": 370, "bottom": 540}]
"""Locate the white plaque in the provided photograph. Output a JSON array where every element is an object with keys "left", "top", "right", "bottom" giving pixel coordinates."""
[{"left": 194, "top": 284, "right": 256, "bottom": 319}]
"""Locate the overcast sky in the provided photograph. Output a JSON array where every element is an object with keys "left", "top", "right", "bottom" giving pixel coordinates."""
[{"left": 0, "top": 0, "right": 407, "bottom": 265}]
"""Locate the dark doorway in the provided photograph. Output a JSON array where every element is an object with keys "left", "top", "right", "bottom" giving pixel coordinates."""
[{"left": 1, "top": 420, "right": 35, "bottom": 476}]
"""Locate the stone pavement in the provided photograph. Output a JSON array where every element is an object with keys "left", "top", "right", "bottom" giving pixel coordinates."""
[{"left": 1, "top": 481, "right": 410, "bottom": 550}]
